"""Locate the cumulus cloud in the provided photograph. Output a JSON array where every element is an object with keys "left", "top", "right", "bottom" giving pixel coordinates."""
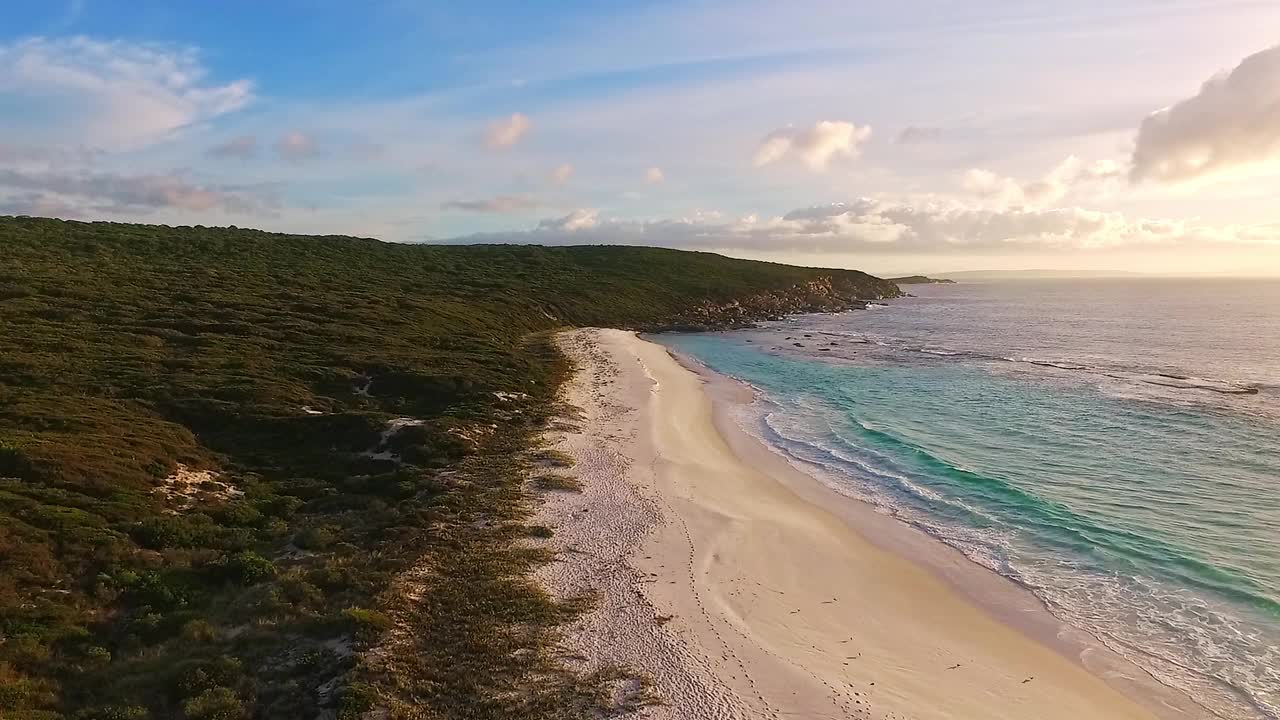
[
  {"left": 753, "top": 121, "right": 872, "bottom": 170},
  {"left": 0, "top": 167, "right": 272, "bottom": 216},
  {"left": 1131, "top": 45, "right": 1280, "bottom": 184},
  {"left": 275, "top": 131, "right": 317, "bottom": 163},
  {"left": 208, "top": 135, "right": 257, "bottom": 159},
  {"left": 445, "top": 195, "right": 1279, "bottom": 253},
  {"left": 549, "top": 163, "right": 573, "bottom": 185},
  {"left": 440, "top": 195, "right": 539, "bottom": 213},
  {"left": 0, "top": 36, "right": 252, "bottom": 148},
  {"left": 644, "top": 167, "right": 664, "bottom": 184},
  {"left": 485, "top": 112, "right": 531, "bottom": 149}
]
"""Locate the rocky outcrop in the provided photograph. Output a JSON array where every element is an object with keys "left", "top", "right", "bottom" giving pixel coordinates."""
[{"left": 649, "top": 275, "right": 903, "bottom": 331}]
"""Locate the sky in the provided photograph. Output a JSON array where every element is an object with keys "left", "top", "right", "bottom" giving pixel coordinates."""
[{"left": 4, "top": 1, "right": 1280, "bottom": 275}]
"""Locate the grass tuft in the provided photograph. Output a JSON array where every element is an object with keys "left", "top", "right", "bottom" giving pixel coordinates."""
[{"left": 533, "top": 474, "right": 583, "bottom": 492}]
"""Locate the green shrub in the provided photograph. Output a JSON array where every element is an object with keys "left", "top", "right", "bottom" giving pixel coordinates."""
[
  {"left": 211, "top": 502, "right": 263, "bottom": 528},
  {"left": 251, "top": 494, "right": 303, "bottom": 519},
  {"left": 7, "top": 636, "right": 53, "bottom": 665},
  {"left": 174, "top": 656, "right": 242, "bottom": 699},
  {"left": 180, "top": 619, "right": 218, "bottom": 643},
  {"left": 309, "top": 561, "right": 356, "bottom": 592},
  {"left": 294, "top": 525, "right": 338, "bottom": 551},
  {"left": 132, "top": 516, "right": 217, "bottom": 550},
  {"left": 219, "top": 551, "right": 275, "bottom": 585},
  {"left": 342, "top": 607, "right": 394, "bottom": 635},
  {"left": 533, "top": 474, "right": 582, "bottom": 492},
  {"left": 217, "top": 527, "right": 254, "bottom": 552},
  {"left": 0, "top": 678, "right": 37, "bottom": 710},
  {"left": 337, "top": 682, "right": 377, "bottom": 720},
  {"left": 276, "top": 572, "right": 323, "bottom": 609},
  {"left": 77, "top": 705, "right": 149, "bottom": 720},
  {"left": 535, "top": 449, "right": 576, "bottom": 469},
  {"left": 181, "top": 687, "right": 245, "bottom": 720},
  {"left": 294, "top": 648, "right": 334, "bottom": 672},
  {"left": 125, "top": 571, "right": 192, "bottom": 610},
  {"left": 0, "top": 661, "right": 55, "bottom": 710}
]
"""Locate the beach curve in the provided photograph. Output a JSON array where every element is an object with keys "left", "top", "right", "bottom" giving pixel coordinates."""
[{"left": 534, "top": 328, "right": 1202, "bottom": 720}]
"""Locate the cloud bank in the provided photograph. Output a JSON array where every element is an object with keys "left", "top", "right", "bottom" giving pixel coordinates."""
[
  {"left": 447, "top": 195, "right": 1279, "bottom": 254},
  {"left": 962, "top": 157, "right": 1120, "bottom": 211},
  {"left": 753, "top": 121, "right": 872, "bottom": 171},
  {"left": 0, "top": 167, "right": 272, "bottom": 216},
  {"left": 1131, "top": 44, "right": 1280, "bottom": 184}
]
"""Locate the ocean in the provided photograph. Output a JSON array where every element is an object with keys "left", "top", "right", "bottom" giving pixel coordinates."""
[{"left": 660, "top": 279, "right": 1280, "bottom": 720}]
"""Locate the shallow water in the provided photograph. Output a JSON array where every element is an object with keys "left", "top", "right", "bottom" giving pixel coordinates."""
[{"left": 661, "top": 279, "right": 1280, "bottom": 720}]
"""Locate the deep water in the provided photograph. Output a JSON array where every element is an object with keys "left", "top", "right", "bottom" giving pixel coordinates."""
[{"left": 661, "top": 278, "right": 1280, "bottom": 720}]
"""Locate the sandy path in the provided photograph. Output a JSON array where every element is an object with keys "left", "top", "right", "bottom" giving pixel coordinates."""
[{"left": 536, "top": 328, "right": 1192, "bottom": 720}]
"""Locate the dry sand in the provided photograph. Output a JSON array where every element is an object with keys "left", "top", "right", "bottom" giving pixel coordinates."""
[{"left": 535, "top": 328, "right": 1204, "bottom": 720}]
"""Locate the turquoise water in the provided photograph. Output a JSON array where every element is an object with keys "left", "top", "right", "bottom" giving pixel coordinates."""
[{"left": 661, "top": 279, "right": 1280, "bottom": 720}]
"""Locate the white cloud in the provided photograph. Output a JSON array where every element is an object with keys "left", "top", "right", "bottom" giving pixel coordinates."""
[
  {"left": 0, "top": 36, "right": 252, "bottom": 149},
  {"left": 1131, "top": 44, "right": 1280, "bottom": 184},
  {"left": 275, "top": 131, "right": 317, "bottom": 163},
  {"left": 549, "top": 163, "right": 574, "bottom": 185},
  {"left": 208, "top": 135, "right": 257, "bottom": 159},
  {"left": 440, "top": 195, "right": 539, "bottom": 213},
  {"left": 753, "top": 120, "right": 872, "bottom": 171},
  {"left": 644, "top": 166, "right": 664, "bottom": 184},
  {"left": 539, "top": 208, "right": 598, "bottom": 231},
  {"left": 753, "top": 133, "right": 793, "bottom": 167},
  {"left": 485, "top": 112, "right": 531, "bottom": 149}
]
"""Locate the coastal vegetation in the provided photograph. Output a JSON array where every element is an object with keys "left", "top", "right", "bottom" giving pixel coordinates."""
[{"left": 0, "top": 216, "right": 898, "bottom": 719}]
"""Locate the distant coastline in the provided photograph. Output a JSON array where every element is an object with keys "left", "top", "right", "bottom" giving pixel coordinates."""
[
  {"left": 889, "top": 275, "right": 957, "bottom": 285},
  {"left": 933, "top": 269, "right": 1145, "bottom": 281}
]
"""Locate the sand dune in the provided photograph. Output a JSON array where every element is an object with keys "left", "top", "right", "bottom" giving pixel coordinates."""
[{"left": 536, "top": 328, "right": 1198, "bottom": 720}]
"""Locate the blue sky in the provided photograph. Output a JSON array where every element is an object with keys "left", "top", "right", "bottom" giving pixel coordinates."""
[{"left": 5, "top": 1, "right": 1280, "bottom": 274}]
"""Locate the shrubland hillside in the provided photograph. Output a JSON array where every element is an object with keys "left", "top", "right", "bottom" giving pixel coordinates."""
[{"left": 0, "top": 216, "right": 898, "bottom": 720}]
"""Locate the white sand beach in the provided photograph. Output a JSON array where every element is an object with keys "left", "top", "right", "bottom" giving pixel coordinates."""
[{"left": 535, "top": 328, "right": 1204, "bottom": 720}]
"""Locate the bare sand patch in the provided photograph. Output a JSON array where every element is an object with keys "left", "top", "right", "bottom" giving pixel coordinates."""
[{"left": 155, "top": 463, "right": 241, "bottom": 510}]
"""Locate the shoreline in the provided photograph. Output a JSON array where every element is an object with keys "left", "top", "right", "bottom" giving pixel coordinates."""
[
  {"left": 536, "top": 328, "right": 1207, "bottom": 719},
  {"left": 675, "top": 340, "right": 1211, "bottom": 720}
]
